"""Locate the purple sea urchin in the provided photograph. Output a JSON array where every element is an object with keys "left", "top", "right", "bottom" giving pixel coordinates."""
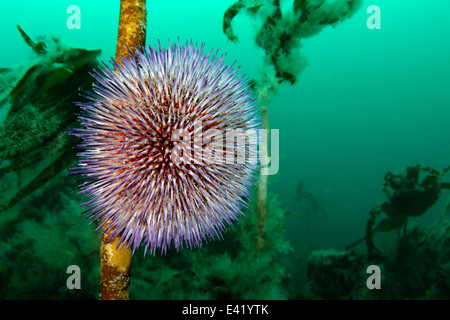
[{"left": 69, "top": 41, "right": 260, "bottom": 255}]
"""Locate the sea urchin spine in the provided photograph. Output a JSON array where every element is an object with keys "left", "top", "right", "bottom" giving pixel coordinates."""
[{"left": 69, "top": 40, "right": 260, "bottom": 256}]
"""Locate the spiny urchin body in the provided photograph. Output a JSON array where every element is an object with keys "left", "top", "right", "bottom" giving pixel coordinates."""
[{"left": 69, "top": 41, "right": 261, "bottom": 255}]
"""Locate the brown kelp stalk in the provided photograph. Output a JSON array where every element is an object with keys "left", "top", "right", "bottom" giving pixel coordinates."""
[
  {"left": 256, "top": 105, "right": 269, "bottom": 251},
  {"left": 99, "top": 0, "right": 147, "bottom": 300}
]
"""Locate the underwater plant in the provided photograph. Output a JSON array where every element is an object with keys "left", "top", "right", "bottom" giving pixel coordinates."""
[
  {"left": 0, "top": 26, "right": 100, "bottom": 214},
  {"left": 295, "top": 179, "right": 326, "bottom": 218},
  {"left": 130, "top": 194, "right": 292, "bottom": 300},
  {"left": 347, "top": 164, "right": 450, "bottom": 258},
  {"left": 305, "top": 165, "right": 450, "bottom": 300},
  {"left": 223, "top": 0, "right": 363, "bottom": 103},
  {"left": 223, "top": 0, "right": 363, "bottom": 250},
  {"left": 307, "top": 194, "right": 450, "bottom": 300},
  {"left": 0, "top": 171, "right": 100, "bottom": 299},
  {"left": 82, "top": 0, "right": 146, "bottom": 300}
]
